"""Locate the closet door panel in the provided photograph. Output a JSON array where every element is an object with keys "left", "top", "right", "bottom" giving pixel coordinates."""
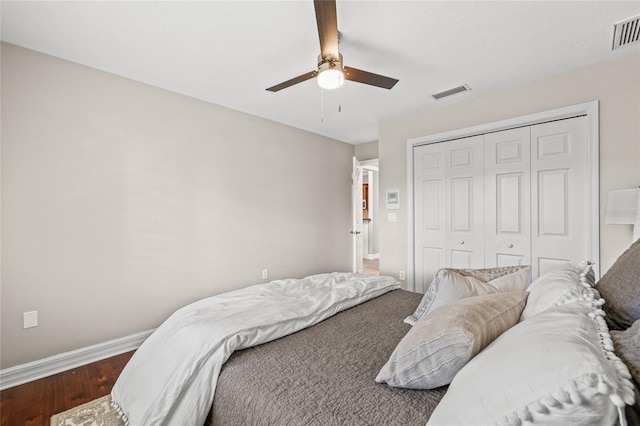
[
  {"left": 450, "top": 249, "right": 473, "bottom": 268},
  {"left": 531, "top": 116, "right": 589, "bottom": 277},
  {"left": 496, "top": 253, "right": 526, "bottom": 266},
  {"left": 446, "top": 136, "right": 484, "bottom": 270},
  {"left": 538, "top": 256, "right": 571, "bottom": 276},
  {"left": 484, "top": 127, "right": 531, "bottom": 268},
  {"left": 421, "top": 247, "right": 443, "bottom": 286},
  {"left": 497, "top": 174, "right": 523, "bottom": 233},
  {"left": 538, "top": 169, "right": 569, "bottom": 236},
  {"left": 451, "top": 178, "right": 473, "bottom": 232},
  {"left": 413, "top": 144, "right": 447, "bottom": 293},
  {"left": 422, "top": 180, "right": 442, "bottom": 229}
]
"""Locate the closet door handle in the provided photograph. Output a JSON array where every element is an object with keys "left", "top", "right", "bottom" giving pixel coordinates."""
[
  {"left": 507, "top": 243, "right": 514, "bottom": 248},
  {"left": 459, "top": 240, "right": 465, "bottom": 245}
]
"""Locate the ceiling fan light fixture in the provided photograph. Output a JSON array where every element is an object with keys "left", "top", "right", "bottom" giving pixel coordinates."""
[
  {"left": 317, "top": 54, "right": 344, "bottom": 90},
  {"left": 265, "top": 2, "right": 398, "bottom": 93},
  {"left": 317, "top": 68, "right": 344, "bottom": 90}
]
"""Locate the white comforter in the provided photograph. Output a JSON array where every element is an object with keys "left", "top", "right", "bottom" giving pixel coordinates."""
[{"left": 110, "top": 272, "right": 401, "bottom": 426}]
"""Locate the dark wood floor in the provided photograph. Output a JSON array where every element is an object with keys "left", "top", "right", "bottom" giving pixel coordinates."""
[{"left": 0, "top": 351, "right": 134, "bottom": 426}]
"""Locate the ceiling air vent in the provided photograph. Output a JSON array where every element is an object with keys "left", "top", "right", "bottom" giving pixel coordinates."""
[
  {"left": 432, "top": 84, "right": 470, "bottom": 101},
  {"left": 612, "top": 15, "right": 640, "bottom": 50}
]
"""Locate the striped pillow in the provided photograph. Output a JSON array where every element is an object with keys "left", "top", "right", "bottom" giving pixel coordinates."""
[{"left": 376, "top": 291, "right": 528, "bottom": 389}]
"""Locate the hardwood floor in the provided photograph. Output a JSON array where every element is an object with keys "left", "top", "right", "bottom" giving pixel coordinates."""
[
  {"left": 0, "top": 351, "right": 134, "bottom": 426},
  {"left": 363, "top": 258, "right": 379, "bottom": 276}
]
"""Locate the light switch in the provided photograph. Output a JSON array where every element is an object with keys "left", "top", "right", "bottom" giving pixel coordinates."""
[{"left": 388, "top": 213, "right": 397, "bottom": 223}]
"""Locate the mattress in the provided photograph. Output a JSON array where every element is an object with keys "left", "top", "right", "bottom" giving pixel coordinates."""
[{"left": 209, "top": 289, "right": 446, "bottom": 425}]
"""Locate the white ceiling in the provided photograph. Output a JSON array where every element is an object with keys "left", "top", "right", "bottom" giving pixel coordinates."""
[{"left": 2, "top": 1, "right": 639, "bottom": 144}]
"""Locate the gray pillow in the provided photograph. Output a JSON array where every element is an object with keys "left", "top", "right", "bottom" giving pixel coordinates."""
[
  {"left": 597, "top": 239, "right": 640, "bottom": 330},
  {"left": 376, "top": 291, "right": 528, "bottom": 389}
]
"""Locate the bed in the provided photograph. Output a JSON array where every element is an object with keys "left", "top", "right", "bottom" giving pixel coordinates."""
[
  {"left": 111, "top": 239, "right": 640, "bottom": 426},
  {"left": 209, "top": 289, "right": 446, "bottom": 425}
]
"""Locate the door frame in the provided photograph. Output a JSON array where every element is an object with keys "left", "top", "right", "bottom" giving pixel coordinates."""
[
  {"left": 405, "top": 101, "right": 600, "bottom": 292},
  {"left": 352, "top": 158, "right": 379, "bottom": 273}
]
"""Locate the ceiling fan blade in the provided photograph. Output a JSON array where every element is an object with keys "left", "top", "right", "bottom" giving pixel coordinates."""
[
  {"left": 266, "top": 71, "right": 318, "bottom": 92},
  {"left": 314, "top": 0, "right": 339, "bottom": 60},
  {"left": 343, "top": 67, "right": 399, "bottom": 90}
]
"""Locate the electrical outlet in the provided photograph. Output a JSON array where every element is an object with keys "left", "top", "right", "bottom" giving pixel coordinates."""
[
  {"left": 262, "top": 269, "right": 269, "bottom": 280},
  {"left": 399, "top": 270, "right": 406, "bottom": 280},
  {"left": 23, "top": 311, "right": 38, "bottom": 329}
]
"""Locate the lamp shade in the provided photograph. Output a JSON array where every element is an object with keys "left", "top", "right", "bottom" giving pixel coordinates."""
[
  {"left": 606, "top": 188, "right": 640, "bottom": 241},
  {"left": 605, "top": 188, "right": 640, "bottom": 224}
]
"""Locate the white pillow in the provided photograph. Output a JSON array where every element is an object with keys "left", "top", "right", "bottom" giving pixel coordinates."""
[
  {"left": 405, "top": 266, "right": 530, "bottom": 325},
  {"left": 521, "top": 261, "right": 597, "bottom": 321},
  {"left": 427, "top": 301, "right": 635, "bottom": 425}
]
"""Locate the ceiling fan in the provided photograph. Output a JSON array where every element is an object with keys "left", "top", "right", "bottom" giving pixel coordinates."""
[{"left": 266, "top": 0, "right": 399, "bottom": 92}]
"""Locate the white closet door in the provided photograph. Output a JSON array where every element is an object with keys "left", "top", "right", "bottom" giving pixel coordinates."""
[
  {"left": 413, "top": 136, "right": 484, "bottom": 293},
  {"left": 484, "top": 127, "right": 531, "bottom": 267},
  {"left": 531, "top": 116, "right": 589, "bottom": 277},
  {"left": 446, "top": 136, "right": 485, "bottom": 270},
  {"left": 413, "top": 142, "right": 447, "bottom": 293}
]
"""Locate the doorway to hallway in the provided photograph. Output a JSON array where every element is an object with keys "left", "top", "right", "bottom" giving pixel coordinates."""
[{"left": 353, "top": 158, "right": 380, "bottom": 276}]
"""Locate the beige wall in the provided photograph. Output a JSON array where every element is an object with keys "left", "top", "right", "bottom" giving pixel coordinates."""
[
  {"left": 0, "top": 43, "right": 354, "bottom": 368},
  {"left": 379, "top": 52, "right": 640, "bottom": 285},
  {"left": 354, "top": 141, "right": 378, "bottom": 161}
]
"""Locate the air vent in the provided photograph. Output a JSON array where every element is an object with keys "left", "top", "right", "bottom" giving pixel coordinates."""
[
  {"left": 432, "top": 84, "right": 471, "bottom": 101},
  {"left": 612, "top": 15, "right": 640, "bottom": 50}
]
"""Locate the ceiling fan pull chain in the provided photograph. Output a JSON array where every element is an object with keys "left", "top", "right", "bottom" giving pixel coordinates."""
[{"left": 320, "top": 88, "right": 325, "bottom": 123}]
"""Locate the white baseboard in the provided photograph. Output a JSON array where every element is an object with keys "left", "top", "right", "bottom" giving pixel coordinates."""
[
  {"left": 0, "top": 329, "right": 154, "bottom": 391},
  {"left": 364, "top": 253, "right": 380, "bottom": 260}
]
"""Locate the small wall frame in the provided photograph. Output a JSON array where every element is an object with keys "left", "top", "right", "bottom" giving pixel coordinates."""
[{"left": 386, "top": 189, "right": 400, "bottom": 210}]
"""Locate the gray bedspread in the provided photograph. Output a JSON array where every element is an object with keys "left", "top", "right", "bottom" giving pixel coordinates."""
[{"left": 209, "top": 289, "right": 446, "bottom": 425}]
